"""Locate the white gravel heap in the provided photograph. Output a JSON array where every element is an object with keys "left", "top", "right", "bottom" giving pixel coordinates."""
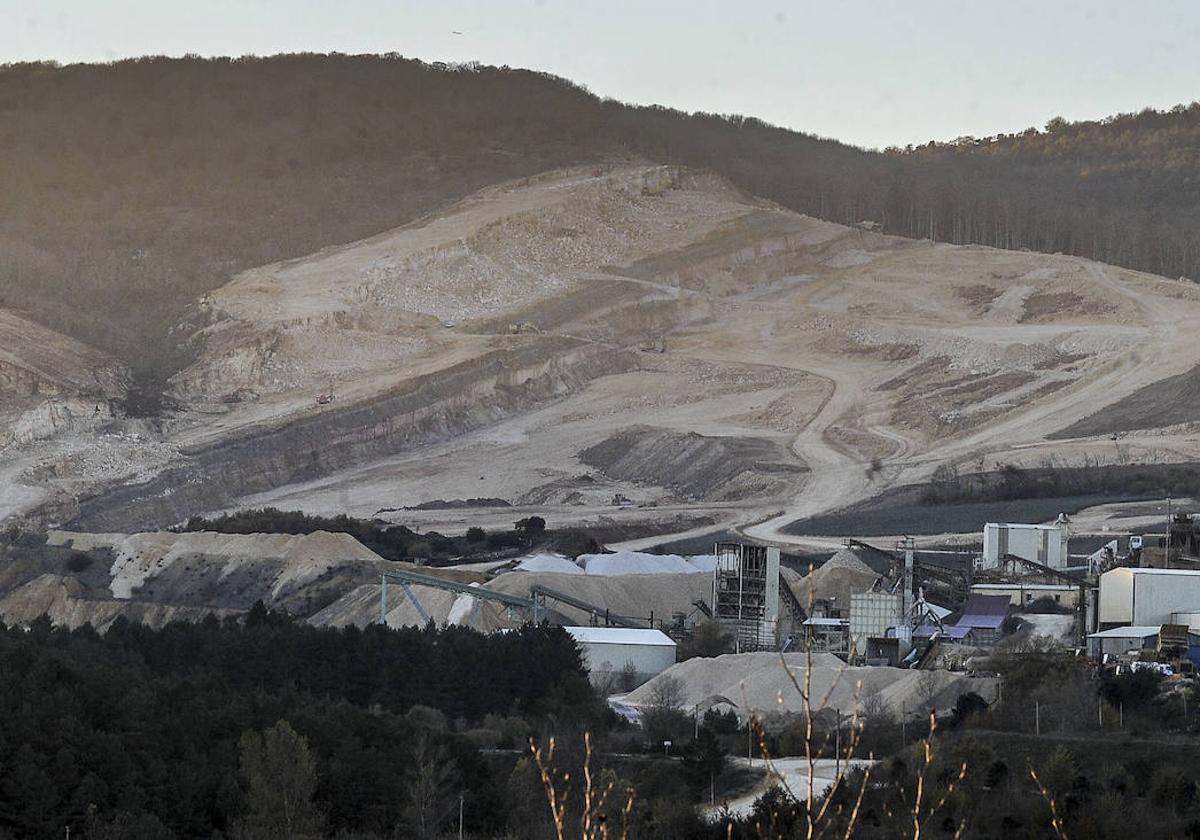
[
  {"left": 625, "top": 651, "right": 998, "bottom": 718},
  {"left": 510, "top": 550, "right": 718, "bottom": 576},
  {"left": 578, "top": 551, "right": 717, "bottom": 575},
  {"left": 513, "top": 553, "right": 584, "bottom": 575}
]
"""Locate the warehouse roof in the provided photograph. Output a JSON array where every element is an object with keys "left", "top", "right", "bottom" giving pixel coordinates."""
[
  {"left": 1104, "top": 567, "right": 1200, "bottom": 575},
  {"left": 954, "top": 594, "right": 1010, "bottom": 630},
  {"left": 914, "top": 624, "right": 972, "bottom": 639},
  {"left": 972, "top": 583, "right": 1077, "bottom": 591},
  {"left": 564, "top": 627, "right": 676, "bottom": 647},
  {"left": 1087, "top": 626, "right": 1161, "bottom": 639}
]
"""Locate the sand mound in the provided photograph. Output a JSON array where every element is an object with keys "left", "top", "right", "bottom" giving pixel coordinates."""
[
  {"left": 626, "top": 651, "right": 996, "bottom": 717},
  {"left": 103, "top": 530, "right": 382, "bottom": 601},
  {"left": 789, "top": 549, "right": 883, "bottom": 611},
  {"left": 484, "top": 570, "right": 711, "bottom": 626}
]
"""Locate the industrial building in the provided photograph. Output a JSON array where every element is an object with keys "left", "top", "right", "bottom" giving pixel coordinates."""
[
  {"left": 970, "top": 582, "right": 1080, "bottom": 609},
  {"left": 1098, "top": 567, "right": 1200, "bottom": 629},
  {"left": 849, "top": 592, "right": 902, "bottom": 656},
  {"left": 981, "top": 522, "right": 1070, "bottom": 570},
  {"left": 564, "top": 626, "right": 677, "bottom": 688},
  {"left": 950, "top": 593, "right": 1010, "bottom": 644},
  {"left": 1086, "top": 625, "right": 1200, "bottom": 659},
  {"left": 712, "top": 542, "right": 781, "bottom": 651}
]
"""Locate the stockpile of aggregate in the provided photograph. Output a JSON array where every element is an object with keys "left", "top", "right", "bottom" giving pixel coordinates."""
[{"left": 625, "top": 651, "right": 997, "bottom": 718}]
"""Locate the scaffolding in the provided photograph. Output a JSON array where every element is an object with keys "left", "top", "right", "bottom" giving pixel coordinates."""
[{"left": 712, "top": 542, "right": 781, "bottom": 651}]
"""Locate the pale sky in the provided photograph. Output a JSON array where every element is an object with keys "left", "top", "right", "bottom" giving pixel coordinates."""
[{"left": 2, "top": 0, "right": 1199, "bottom": 149}]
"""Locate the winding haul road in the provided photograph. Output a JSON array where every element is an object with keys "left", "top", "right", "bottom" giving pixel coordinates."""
[{"left": 741, "top": 260, "right": 1200, "bottom": 551}]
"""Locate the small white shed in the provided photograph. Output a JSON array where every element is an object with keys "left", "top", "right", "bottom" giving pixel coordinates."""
[{"left": 565, "top": 626, "right": 677, "bottom": 689}]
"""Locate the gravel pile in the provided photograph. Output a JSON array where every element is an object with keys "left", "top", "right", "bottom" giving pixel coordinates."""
[
  {"left": 790, "top": 549, "right": 882, "bottom": 611},
  {"left": 626, "top": 651, "right": 998, "bottom": 718}
]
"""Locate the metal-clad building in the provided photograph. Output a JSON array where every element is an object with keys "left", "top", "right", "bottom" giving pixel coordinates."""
[
  {"left": 982, "top": 523, "right": 1070, "bottom": 569},
  {"left": 1086, "top": 625, "right": 1161, "bottom": 658},
  {"left": 849, "top": 592, "right": 901, "bottom": 655},
  {"left": 564, "top": 626, "right": 677, "bottom": 689},
  {"left": 953, "top": 593, "right": 1010, "bottom": 645},
  {"left": 1086, "top": 625, "right": 1200, "bottom": 658},
  {"left": 1098, "top": 568, "right": 1200, "bottom": 628}
]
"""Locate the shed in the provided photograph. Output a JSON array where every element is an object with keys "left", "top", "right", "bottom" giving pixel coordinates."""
[
  {"left": 1087, "top": 625, "right": 1161, "bottom": 659},
  {"left": 564, "top": 626, "right": 676, "bottom": 690},
  {"left": 952, "top": 594, "right": 1010, "bottom": 644}
]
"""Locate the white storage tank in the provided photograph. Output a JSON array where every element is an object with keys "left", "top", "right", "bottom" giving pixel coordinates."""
[
  {"left": 1098, "top": 567, "right": 1200, "bottom": 628},
  {"left": 982, "top": 523, "right": 1069, "bottom": 569},
  {"left": 564, "top": 626, "right": 677, "bottom": 689}
]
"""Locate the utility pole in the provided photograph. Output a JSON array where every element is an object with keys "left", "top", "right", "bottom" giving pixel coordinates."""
[
  {"left": 1167, "top": 497, "right": 1173, "bottom": 562},
  {"left": 748, "top": 718, "right": 754, "bottom": 765},
  {"left": 458, "top": 795, "right": 464, "bottom": 840},
  {"left": 835, "top": 710, "right": 842, "bottom": 777}
]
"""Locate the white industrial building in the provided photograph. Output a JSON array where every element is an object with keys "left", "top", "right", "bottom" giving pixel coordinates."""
[
  {"left": 981, "top": 522, "right": 1069, "bottom": 570},
  {"left": 849, "top": 592, "right": 901, "bottom": 656},
  {"left": 1098, "top": 567, "right": 1200, "bottom": 628},
  {"left": 564, "top": 626, "right": 676, "bottom": 688}
]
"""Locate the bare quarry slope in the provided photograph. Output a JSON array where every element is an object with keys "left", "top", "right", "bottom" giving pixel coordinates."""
[{"left": 8, "top": 162, "right": 1200, "bottom": 553}]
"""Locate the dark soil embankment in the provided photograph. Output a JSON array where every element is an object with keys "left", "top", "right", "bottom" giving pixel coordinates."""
[
  {"left": 1054, "top": 364, "right": 1200, "bottom": 437},
  {"left": 787, "top": 495, "right": 1135, "bottom": 537},
  {"left": 786, "top": 461, "right": 1200, "bottom": 537},
  {"left": 580, "top": 425, "right": 806, "bottom": 502}
]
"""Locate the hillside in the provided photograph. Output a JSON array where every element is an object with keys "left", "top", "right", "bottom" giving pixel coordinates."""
[
  {"left": 4, "top": 54, "right": 1200, "bottom": 382},
  {"left": 3, "top": 162, "right": 1197, "bottom": 555}
]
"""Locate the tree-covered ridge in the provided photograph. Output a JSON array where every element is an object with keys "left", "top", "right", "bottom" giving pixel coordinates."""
[
  {"left": 904, "top": 104, "right": 1200, "bottom": 173},
  {"left": 5, "top": 54, "right": 1200, "bottom": 382}
]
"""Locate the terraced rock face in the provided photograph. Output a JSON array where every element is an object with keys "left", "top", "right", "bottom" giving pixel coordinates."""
[
  {"left": 9, "top": 161, "right": 1200, "bottom": 553},
  {"left": 0, "top": 310, "right": 128, "bottom": 442}
]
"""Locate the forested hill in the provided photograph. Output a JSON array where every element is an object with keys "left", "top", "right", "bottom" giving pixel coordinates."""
[
  {"left": 894, "top": 108, "right": 1200, "bottom": 277},
  {"left": 2, "top": 54, "right": 1198, "bottom": 376}
]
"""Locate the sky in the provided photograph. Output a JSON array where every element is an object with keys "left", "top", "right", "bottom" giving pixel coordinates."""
[{"left": 2, "top": 0, "right": 1199, "bottom": 149}]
